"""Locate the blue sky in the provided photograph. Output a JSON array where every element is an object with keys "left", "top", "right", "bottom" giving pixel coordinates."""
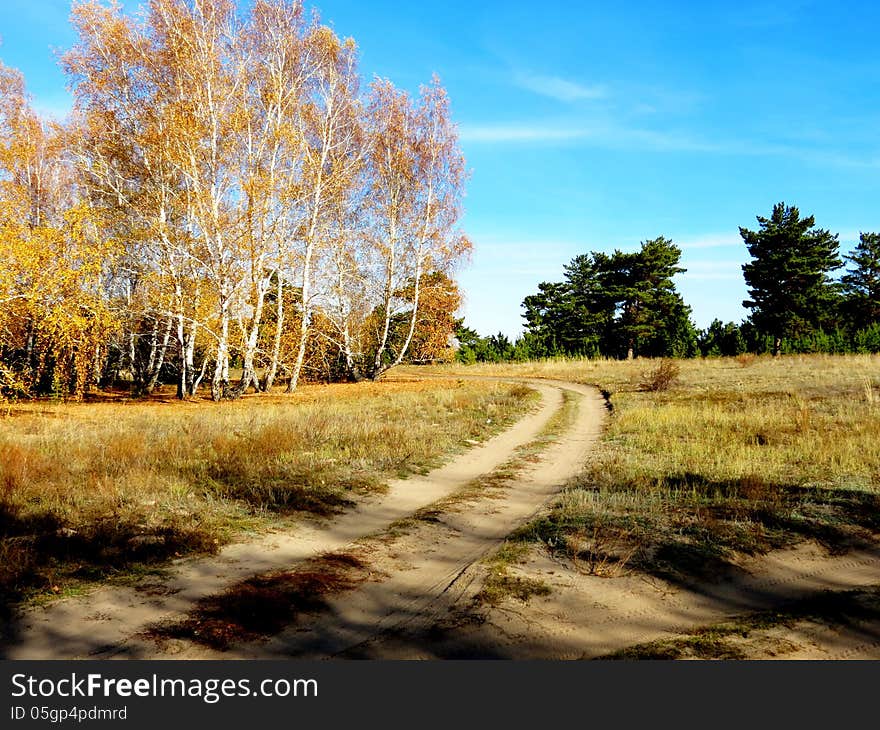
[{"left": 3, "top": 0, "right": 879, "bottom": 337}]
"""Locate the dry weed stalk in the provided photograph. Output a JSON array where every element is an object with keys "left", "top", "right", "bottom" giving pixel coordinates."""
[
  {"left": 864, "top": 377, "right": 878, "bottom": 405},
  {"left": 564, "top": 525, "right": 637, "bottom": 578}
]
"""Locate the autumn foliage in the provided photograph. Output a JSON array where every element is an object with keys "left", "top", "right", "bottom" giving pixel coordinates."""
[{"left": 0, "top": 0, "right": 470, "bottom": 400}]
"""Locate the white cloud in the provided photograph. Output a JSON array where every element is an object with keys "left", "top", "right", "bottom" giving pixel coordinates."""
[
  {"left": 459, "top": 118, "right": 880, "bottom": 169},
  {"left": 458, "top": 236, "right": 586, "bottom": 290},
  {"left": 468, "top": 236, "right": 581, "bottom": 267},
  {"left": 513, "top": 72, "right": 607, "bottom": 103},
  {"left": 459, "top": 121, "right": 723, "bottom": 151}
]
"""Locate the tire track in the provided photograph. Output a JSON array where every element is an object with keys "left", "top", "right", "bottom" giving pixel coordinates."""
[
  {"left": 2, "top": 381, "right": 565, "bottom": 660},
  {"left": 166, "top": 380, "right": 609, "bottom": 659}
]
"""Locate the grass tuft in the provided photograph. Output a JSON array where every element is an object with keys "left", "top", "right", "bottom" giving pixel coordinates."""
[{"left": 476, "top": 540, "right": 552, "bottom": 606}]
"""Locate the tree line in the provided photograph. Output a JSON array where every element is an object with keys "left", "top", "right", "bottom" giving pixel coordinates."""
[
  {"left": 458, "top": 203, "right": 880, "bottom": 363},
  {"left": 0, "top": 0, "right": 469, "bottom": 401}
]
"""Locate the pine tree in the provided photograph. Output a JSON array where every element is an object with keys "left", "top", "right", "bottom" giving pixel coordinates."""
[
  {"left": 698, "top": 320, "right": 746, "bottom": 357},
  {"left": 561, "top": 254, "right": 614, "bottom": 355},
  {"left": 599, "top": 237, "right": 694, "bottom": 359},
  {"left": 520, "top": 237, "right": 695, "bottom": 359},
  {"left": 741, "top": 203, "right": 841, "bottom": 355},
  {"left": 842, "top": 232, "right": 880, "bottom": 330},
  {"left": 521, "top": 281, "right": 574, "bottom": 355}
]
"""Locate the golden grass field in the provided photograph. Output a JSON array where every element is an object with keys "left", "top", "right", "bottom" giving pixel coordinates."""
[
  {"left": 0, "top": 378, "right": 536, "bottom": 612},
  {"left": 423, "top": 354, "right": 880, "bottom": 582}
]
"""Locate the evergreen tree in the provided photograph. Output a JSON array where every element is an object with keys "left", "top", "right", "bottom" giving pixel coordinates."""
[
  {"left": 842, "top": 232, "right": 880, "bottom": 330},
  {"left": 453, "top": 321, "right": 483, "bottom": 364},
  {"left": 698, "top": 320, "right": 746, "bottom": 357},
  {"left": 741, "top": 203, "right": 842, "bottom": 355},
  {"left": 521, "top": 281, "right": 573, "bottom": 355},
  {"left": 560, "top": 254, "right": 614, "bottom": 355},
  {"left": 599, "top": 238, "right": 695, "bottom": 358},
  {"left": 520, "top": 237, "right": 695, "bottom": 359}
]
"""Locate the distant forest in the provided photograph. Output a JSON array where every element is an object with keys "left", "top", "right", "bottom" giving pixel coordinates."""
[{"left": 457, "top": 203, "right": 880, "bottom": 363}]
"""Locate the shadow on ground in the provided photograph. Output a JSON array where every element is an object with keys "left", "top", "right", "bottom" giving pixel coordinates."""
[
  {"left": 597, "top": 584, "right": 880, "bottom": 660},
  {"left": 143, "top": 552, "right": 372, "bottom": 652},
  {"left": 514, "top": 475, "right": 880, "bottom": 587},
  {"left": 0, "top": 504, "right": 220, "bottom": 623}
]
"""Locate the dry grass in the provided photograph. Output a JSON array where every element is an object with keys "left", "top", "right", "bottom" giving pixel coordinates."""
[
  {"left": 639, "top": 359, "right": 680, "bottom": 392},
  {"left": 0, "top": 378, "right": 537, "bottom": 611},
  {"left": 477, "top": 541, "right": 552, "bottom": 605},
  {"left": 421, "top": 354, "right": 880, "bottom": 582},
  {"left": 146, "top": 550, "right": 375, "bottom": 651}
]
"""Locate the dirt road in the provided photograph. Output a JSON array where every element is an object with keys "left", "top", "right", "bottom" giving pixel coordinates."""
[
  {"left": 140, "top": 379, "right": 607, "bottom": 659},
  {"left": 2, "top": 378, "right": 606, "bottom": 659}
]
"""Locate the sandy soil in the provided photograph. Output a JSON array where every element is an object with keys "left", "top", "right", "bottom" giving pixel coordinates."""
[
  {"left": 382, "top": 541, "right": 880, "bottom": 660},
  {"left": 160, "top": 379, "right": 879, "bottom": 661},
  {"left": 141, "top": 380, "right": 607, "bottom": 659}
]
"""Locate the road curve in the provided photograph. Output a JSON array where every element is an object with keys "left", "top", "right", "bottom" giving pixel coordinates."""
[
  {"left": 138, "top": 378, "right": 608, "bottom": 659},
  {"left": 3, "top": 377, "right": 607, "bottom": 660}
]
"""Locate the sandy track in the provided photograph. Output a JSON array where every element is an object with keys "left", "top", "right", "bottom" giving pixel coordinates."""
[
  {"left": 1, "top": 380, "right": 570, "bottom": 660},
  {"left": 399, "top": 540, "right": 880, "bottom": 660},
  {"left": 140, "top": 380, "right": 609, "bottom": 659}
]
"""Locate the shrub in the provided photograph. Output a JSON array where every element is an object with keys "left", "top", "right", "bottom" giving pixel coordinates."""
[{"left": 640, "top": 359, "right": 680, "bottom": 392}]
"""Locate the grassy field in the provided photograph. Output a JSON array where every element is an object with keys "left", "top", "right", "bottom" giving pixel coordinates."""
[
  {"left": 422, "top": 354, "right": 880, "bottom": 583},
  {"left": 0, "top": 378, "right": 536, "bottom": 613}
]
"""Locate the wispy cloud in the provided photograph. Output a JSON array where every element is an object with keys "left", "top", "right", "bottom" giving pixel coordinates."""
[
  {"left": 458, "top": 124, "right": 592, "bottom": 143},
  {"left": 470, "top": 236, "right": 579, "bottom": 261},
  {"left": 464, "top": 235, "right": 584, "bottom": 277},
  {"left": 458, "top": 121, "right": 718, "bottom": 151},
  {"left": 675, "top": 229, "right": 876, "bottom": 259},
  {"left": 513, "top": 72, "right": 607, "bottom": 103},
  {"left": 459, "top": 118, "right": 880, "bottom": 169}
]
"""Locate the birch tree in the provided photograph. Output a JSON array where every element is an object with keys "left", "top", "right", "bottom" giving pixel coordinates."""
[
  {"left": 0, "top": 58, "right": 116, "bottom": 397},
  {"left": 147, "top": 0, "right": 254, "bottom": 400},
  {"left": 5, "top": 1, "right": 474, "bottom": 397},
  {"left": 282, "top": 26, "right": 362, "bottom": 392},
  {"left": 363, "top": 77, "right": 470, "bottom": 379},
  {"left": 66, "top": 0, "right": 208, "bottom": 398},
  {"left": 232, "top": 0, "right": 311, "bottom": 395}
]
